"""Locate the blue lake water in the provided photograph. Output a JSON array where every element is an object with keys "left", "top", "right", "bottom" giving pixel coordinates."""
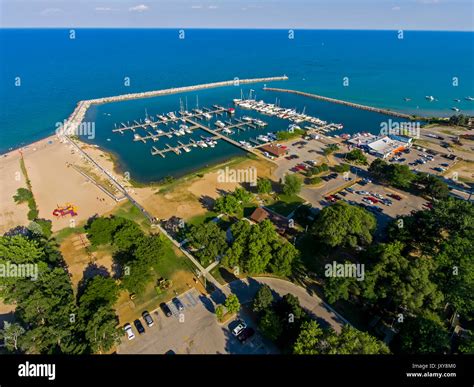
[{"left": 1, "top": 29, "right": 473, "bottom": 180}]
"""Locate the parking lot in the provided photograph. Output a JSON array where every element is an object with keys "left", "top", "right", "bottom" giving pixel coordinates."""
[
  {"left": 272, "top": 136, "right": 338, "bottom": 181},
  {"left": 384, "top": 146, "right": 457, "bottom": 176},
  {"left": 321, "top": 179, "right": 430, "bottom": 230},
  {"left": 117, "top": 288, "right": 275, "bottom": 354}
]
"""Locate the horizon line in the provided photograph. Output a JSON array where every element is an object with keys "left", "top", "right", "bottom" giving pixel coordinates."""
[{"left": 1, "top": 27, "right": 473, "bottom": 32}]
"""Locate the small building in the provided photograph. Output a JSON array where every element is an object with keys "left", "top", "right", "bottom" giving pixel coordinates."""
[
  {"left": 249, "top": 207, "right": 270, "bottom": 223},
  {"left": 348, "top": 133, "right": 412, "bottom": 159},
  {"left": 260, "top": 144, "right": 288, "bottom": 158},
  {"left": 248, "top": 206, "right": 295, "bottom": 237}
]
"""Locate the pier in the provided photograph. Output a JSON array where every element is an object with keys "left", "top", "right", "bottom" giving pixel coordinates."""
[
  {"left": 184, "top": 118, "right": 266, "bottom": 158},
  {"left": 262, "top": 87, "right": 415, "bottom": 119}
]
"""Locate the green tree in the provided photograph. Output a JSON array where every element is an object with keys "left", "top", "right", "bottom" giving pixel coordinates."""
[
  {"left": 433, "top": 237, "right": 474, "bottom": 318},
  {"left": 214, "top": 194, "right": 243, "bottom": 216},
  {"left": 252, "top": 284, "right": 274, "bottom": 313},
  {"left": 84, "top": 306, "right": 119, "bottom": 353},
  {"left": 233, "top": 187, "right": 252, "bottom": 204},
  {"left": 134, "top": 235, "right": 165, "bottom": 267},
  {"left": 215, "top": 305, "right": 224, "bottom": 321},
  {"left": 283, "top": 174, "right": 302, "bottom": 196},
  {"left": 324, "top": 144, "right": 339, "bottom": 156},
  {"left": 333, "top": 163, "right": 350, "bottom": 173},
  {"left": 86, "top": 216, "right": 125, "bottom": 246},
  {"left": 0, "top": 322, "right": 25, "bottom": 352},
  {"left": 395, "top": 314, "right": 450, "bottom": 354},
  {"left": 186, "top": 222, "right": 228, "bottom": 266},
  {"left": 293, "top": 320, "right": 323, "bottom": 354},
  {"left": 268, "top": 241, "right": 298, "bottom": 276},
  {"left": 413, "top": 173, "right": 449, "bottom": 199},
  {"left": 113, "top": 222, "right": 144, "bottom": 251},
  {"left": 323, "top": 326, "right": 390, "bottom": 354},
  {"left": 257, "top": 178, "right": 272, "bottom": 194},
  {"left": 346, "top": 149, "right": 368, "bottom": 165},
  {"left": 121, "top": 259, "right": 152, "bottom": 295},
  {"left": 224, "top": 293, "right": 241, "bottom": 314},
  {"left": 259, "top": 309, "right": 283, "bottom": 341},
  {"left": 312, "top": 202, "right": 376, "bottom": 248},
  {"left": 324, "top": 274, "right": 358, "bottom": 304},
  {"left": 363, "top": 242, "right": 444, "bottom": 313},
  {"left": 79, "top": 276, "right": 119, "bottom": 315}
]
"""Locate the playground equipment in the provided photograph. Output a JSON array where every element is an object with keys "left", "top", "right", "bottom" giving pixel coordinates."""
[{"left": 52, "top": 203, "right": 78, "bottom": 217}]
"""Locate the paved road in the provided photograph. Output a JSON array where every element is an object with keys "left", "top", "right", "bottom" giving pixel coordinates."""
[{"left": 221, "top": 277, "right": 348, "bottom": 333}]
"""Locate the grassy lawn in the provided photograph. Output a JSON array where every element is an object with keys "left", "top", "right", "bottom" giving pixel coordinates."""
[
  {"left": 116, "top": 239, "right": 202, "bottom": 324},
  {"left": 53, "top": 225, "right": 86, "bottom": 244},
  {"left": 112, "top": 201, "right": 150, "bottom": 230},
  {"left": 186, "top": 210, "right": 219, "bottom": 226},
  {"left": 266, "top": 194, "right": 304, "bottom": 217}
]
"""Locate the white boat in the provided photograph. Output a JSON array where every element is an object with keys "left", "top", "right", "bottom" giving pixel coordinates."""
[
  {"left": 167, "top": 112, "right": 177, "bottom": 120},
  {"left": 451, "top": 107, "right": 460, "bottom": 112},
  {"left": 425, "top": 96, "right": 435, "bottom": 101},
  {"left": 157, "top": 115, "right": 168, "bottom": 123},
  {"left": 202, "top": 112, "right": 212, "bottom": 120},
  {"left": 183, "top": 146, "right": 191, "bottom": 153},
  {"left": 215, "top": 120, "right": 225, "bottom": 128},
  {"left": 466, "top": 96, "right": 474, "bottom": 101},
  {"left": 180, "top": 124, "right": 192, "bottom": 133}
]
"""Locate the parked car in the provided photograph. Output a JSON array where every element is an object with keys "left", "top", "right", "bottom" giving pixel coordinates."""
[
  {"left": 142, "top": 311, "right": 154, "bottom": 327},
  {"left": 124, "top": 323, "right": 135, "bottom": 340},
  {"left": 345, "top": 187, "right": 354, "bottom": 193},
  {"left": 134, "top": 319, "right": 145, "bottom": 335},
  {"left": 172, "top": 297, "right": 185, "bottom": 311},
  {"left": 237, "top": 327, "right": 255, "bottom": 343},
  {"left": 388, "top": 193, "right": 402, "bottom": 201},
  {"left": 160, "top": 302, "right": 172, "bottom": 317},
  {"left": 231, "top": 320, "right": 247, "bottom": 337}
]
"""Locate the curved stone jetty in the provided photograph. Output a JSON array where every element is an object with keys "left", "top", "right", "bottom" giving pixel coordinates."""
[
  {"left": 64, "top": 76, "right": 288, "bottom": 130},
  {"left": 263, "top": 86, "right": 414, "bottom": 119}
]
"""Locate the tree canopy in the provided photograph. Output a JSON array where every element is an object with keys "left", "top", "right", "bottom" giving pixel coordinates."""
[{"left": 312, "top": 202, "right": 376, "bottom": 248}]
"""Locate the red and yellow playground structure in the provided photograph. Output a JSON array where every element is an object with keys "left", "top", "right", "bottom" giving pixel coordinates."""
[{"left": 52, "top": 203, "right": 78, "bottom": 217}]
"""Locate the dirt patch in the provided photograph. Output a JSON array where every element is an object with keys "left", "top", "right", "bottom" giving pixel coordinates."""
[
  {"left": 133, "top": 157, "right": 275, "bottom": 221},
  {"left": 60, "top": 233, "right": 114, "bottom": 292}
]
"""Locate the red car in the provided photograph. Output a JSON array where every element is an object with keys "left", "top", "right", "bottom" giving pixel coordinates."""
[
  {"left": 325, "top": 195, "right": 337, "bottom": 203},
  {"left": 366, "top": 196, "right": 378, "bottom": 204},
  {"left": 388, "top": 193, "right": 402, "bottom": 200}
]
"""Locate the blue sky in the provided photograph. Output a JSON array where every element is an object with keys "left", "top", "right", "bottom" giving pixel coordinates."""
[{"left": 0, "top": 0, "right": 473, "bottom": 30}]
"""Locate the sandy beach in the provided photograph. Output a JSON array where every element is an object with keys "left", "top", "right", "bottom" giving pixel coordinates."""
[
  {"left": 1, "top": 131, "right": 277, "bottom": 235},
  {"left": 0, "top": 136, "right": 120, "bottom": 233}
]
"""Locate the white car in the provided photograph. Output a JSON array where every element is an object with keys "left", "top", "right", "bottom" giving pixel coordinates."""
[
  {"left": 231, "top": 320, "right": 247, "bottom": 337},
  {"left": 124, "top": 323, "right": 135, "bottom": 340}
]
